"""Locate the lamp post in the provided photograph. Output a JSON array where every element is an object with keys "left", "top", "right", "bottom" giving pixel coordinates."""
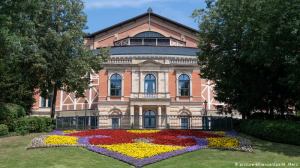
[{"left": 84, "top": 100, "right": 88, "bottom": 129}]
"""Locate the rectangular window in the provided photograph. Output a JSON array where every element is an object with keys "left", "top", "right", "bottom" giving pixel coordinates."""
[
  {"left": 41, "top": 97, "right": 46, "bottom": 107},
  {"left": 130, "top": 39, "right": 142, "bottom": 45},
  {"left": 144, "top": 39, "right": 156, "bottom": 45},
  {"left": 157, "top": 39, "right": 170, "bottom": 46},
  {"left": 179, "top": 81, "right": 190, "bottom": 96}
]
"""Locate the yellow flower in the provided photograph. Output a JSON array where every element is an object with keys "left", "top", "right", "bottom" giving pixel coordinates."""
[
  {"left": 63, "top": 130, "right": 78, "bottom": 134},
  {"left": 213, "top": 131, "right": 226, "bottom": 135},
  {"left": 98, "top": 143, "right": 185, "bottom": 158},
  {"left": 44, "top": 135, "right": 78, "bottom": 145},
  {"left": 207, "top": 137, "right": 238, "bottom": 148},
  {"left": 127, "top": 130, "right": 161, "bottom": 134}
]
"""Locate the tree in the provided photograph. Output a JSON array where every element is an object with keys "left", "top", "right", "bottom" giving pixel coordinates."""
[
  {"left": 36, "top": 0, "right": 109, "bottom": 118},
  {"left": 191, "top": 0, "right": 300, "bottom": 119},
  {"left": 0, "top": 0, "right": 46, "bottom": 113}
]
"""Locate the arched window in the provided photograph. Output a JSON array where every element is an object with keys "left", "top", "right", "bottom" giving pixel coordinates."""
[
  {"left": 134, "top": 31, "right": 165, "bottom": 37},
  {"left": 110, "top": 74, "right": 122, "bottom": 96},
  {"left": 178, "top": 74, "right": 190, "bottom": 96},
  {"left": 144, "top": 74, "right": 156, "bottom": 93}
]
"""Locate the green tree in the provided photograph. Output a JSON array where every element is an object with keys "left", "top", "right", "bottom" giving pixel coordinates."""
[
  {"left": 191, "top": 0, "right": 300, "bottom": 119},
  {"left": 0, "top": 0, "right": 45, "bottom": 113},
  {"left": 36, "top": 0, "right": 109, "bottom": 118}
]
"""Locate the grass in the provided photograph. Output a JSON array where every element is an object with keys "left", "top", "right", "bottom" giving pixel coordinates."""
[{"left": 0, "top": 133, "right": 299, "bottom": 168}]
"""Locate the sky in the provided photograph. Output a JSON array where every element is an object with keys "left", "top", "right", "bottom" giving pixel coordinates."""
[{"left": 82, "top": 0, "right": 207, "bottom": 34}]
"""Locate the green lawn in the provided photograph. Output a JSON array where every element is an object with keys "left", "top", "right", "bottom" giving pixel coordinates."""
[{"left": 0, "top": 133, "right": 299, "bottom": 168}]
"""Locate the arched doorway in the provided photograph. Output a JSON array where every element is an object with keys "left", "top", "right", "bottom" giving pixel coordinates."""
[{"left": 144, "top": 110, "right": 156, "bottom": 128}]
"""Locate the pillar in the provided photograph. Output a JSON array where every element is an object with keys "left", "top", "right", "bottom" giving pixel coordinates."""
[
  {"left": 158, "top": 106, "right": 161, "bottom": 129},
  {"left": 166, "top": 106, "right": 170, "bottom": 128},
  {"left": 130, "top": 105, "right": 134, "bottom": 127},
  {"left": 139, "top": 105, "right": 143, "bottom": 129}
]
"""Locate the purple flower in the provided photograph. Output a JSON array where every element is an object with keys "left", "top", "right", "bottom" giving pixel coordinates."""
[
  {"left": 226, "top": 131, "right": 237, "bottom": 136},
  {"left": 77, "top": 135, "right": 109, "bottom": 145},
  {"left": 49, "top": 131, "right": 63, "bottom": 135}
]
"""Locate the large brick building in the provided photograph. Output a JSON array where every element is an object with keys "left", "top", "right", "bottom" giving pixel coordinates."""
[{"left": 32, "top": 8, "right": 225, "bottom": 129}]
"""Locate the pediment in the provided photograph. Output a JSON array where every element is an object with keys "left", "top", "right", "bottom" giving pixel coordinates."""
[{"left": 139, "top": 60, "right": 163, "bottom": 66}]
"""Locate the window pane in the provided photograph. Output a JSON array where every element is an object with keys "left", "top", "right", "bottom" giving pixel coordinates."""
[
  {"left": 111, "top": 89, "right": 116, "bottom": 96},
  {"left": 185, "top": 90, "right": 189, "bottom": 96},
  {"left": 184, "top": 81, "right": 189, "bottom": 88},
  {"left": 130, "top": 39, "right": 142, "bottom": 45},
  {"left": 116, "top": 89, "right": 121, "bottom": 96},
  {"left": 47, "top": 96, "right": 52, "bottom": 107},
  {"left": 157, "top": 39, "right": 170, "bottom": 46},
  {"left": 180, "top": 90, "right": 184, "bottom": 96},
  {"left": 41, "top": 97, "right": 46, "bottom": 107},
  {"left": 144, "top": 39, "right": 156, "bottom": 45}
]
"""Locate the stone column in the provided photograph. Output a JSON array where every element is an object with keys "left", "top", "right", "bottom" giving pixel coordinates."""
[
  {"left": 130, "top": 105, "right": 134, "bottom": 127},
  {"left": 158, "top": 106, "right": 161, "bottom": 129},
  {"left": 166, "top": 106, "right": 170, "bottom": 128},
  {"left": 139, "top": 105, "right": 143, "bottom": 129}
]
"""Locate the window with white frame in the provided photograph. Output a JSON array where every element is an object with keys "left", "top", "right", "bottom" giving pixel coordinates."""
[
  {"left": 40, "top": 95, "right": 53, "bottom": 107},
  {"left": 110, "top": 74, "right": 122, "bottom": 96},
  {"left": 178, "top": 74, "right": 190, "bottom": 96}
]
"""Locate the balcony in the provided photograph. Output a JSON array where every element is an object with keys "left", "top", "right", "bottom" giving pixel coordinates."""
[{"left": 130, "top": 92, "right": 170, "bottom": 99}]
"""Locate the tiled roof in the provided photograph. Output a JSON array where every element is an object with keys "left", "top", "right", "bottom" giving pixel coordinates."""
[{"left": 93, "top": 46, "right": 200, "bottom": 56}]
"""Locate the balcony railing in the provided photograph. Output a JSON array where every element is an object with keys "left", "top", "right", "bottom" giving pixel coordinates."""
[{"left": 130, "top": 92, "right": 170, "bottom": 99}]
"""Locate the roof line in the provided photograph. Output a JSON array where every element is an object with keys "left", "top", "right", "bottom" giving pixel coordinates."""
[{"left": 85, "top": 12, "right": 199, "bottom": 38}]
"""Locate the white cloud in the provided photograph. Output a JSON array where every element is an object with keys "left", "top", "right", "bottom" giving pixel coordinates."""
[{"left": 84, "top": 0, "right": 179, "bottom": 9}]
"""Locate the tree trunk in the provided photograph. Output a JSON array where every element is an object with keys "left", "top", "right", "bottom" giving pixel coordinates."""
[
  {"left": 50, "top": 84, "right": 58, "bottom": 118},
  {"left": 246, "top": 110, "right": 251, "bottom": 119},
  {"left": 269, "top": 103, "right": 274, "bottom": 119},
  {"left": 241, "top": 110, "right": 245, "bottom": 120}
]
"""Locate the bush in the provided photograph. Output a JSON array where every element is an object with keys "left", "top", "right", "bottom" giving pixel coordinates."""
[
  {"left": 0, "top": 103, "right": 26, "bottom": 131},
  {"left": 238, "top": 119, "right": 300, "bottom": 146},
  {"left": 15, "top": 117, "right": 55, "bottom": 135},
  {"left": 0, "top": 124, "right": 9, "bottom": 136}
]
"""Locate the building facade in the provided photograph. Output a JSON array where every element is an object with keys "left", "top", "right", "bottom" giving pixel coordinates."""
[{"left": 32, "top": 9, "right": 225, "bottom": 129}]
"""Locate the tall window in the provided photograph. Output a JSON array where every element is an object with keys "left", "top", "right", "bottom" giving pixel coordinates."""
[
  {"left": 110, "top": 74, "right": 122, "bottom": 96},
  {"left": 178, "top": 74, "right": 190, "bottom": 96},
  {"left": 40, "top": 95, "right": 53, "bottom": 107},
  {"left": 144, "top": 74, "right": 156, "bottom": 93}
]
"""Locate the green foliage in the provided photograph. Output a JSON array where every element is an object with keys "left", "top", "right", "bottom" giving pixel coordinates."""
[
  {"left": 0, "top": 124, "right": 9, "bottom": 136},
  {"left": 167, "top": 123, "right": 170, "bottom": 129},
  {"left": 0, "top": 0, "right": 109, "bottom": 116},
  {"left": 191, "top": 0, "right": 300, "bottom": 118},
  {"left": 35, "top": 0, "right": 109, "bottom": 118},
  {"left": 0, "top": 0, "right": 44, "bottom": 113},
  {"left": 238, "top": 119, "right": 300, "bottom": 146},
  {"left": 15, "top": 117, "right": 55, "bottom": 135},
  {"left": 0, "top": 103, "right": 26, "bottom": 131}
]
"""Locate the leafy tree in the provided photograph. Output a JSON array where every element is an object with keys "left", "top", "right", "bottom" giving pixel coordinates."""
[
  {"left": 36, "top": 0, "right": 109, "bottom": 118},
  {"left": 0, "top": 0, "right": 45, "bottom": 113},
  {"left": 191, "top": 0, "right": 300, "bottom": 119}
]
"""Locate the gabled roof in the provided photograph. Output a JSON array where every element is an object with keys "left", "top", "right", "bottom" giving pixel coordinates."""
[
  {"left": 85, "top": 11, "right": 199, "bottom": 38},
  {"left": 93, "top": 46, "right": 200, "bottom": 56}
]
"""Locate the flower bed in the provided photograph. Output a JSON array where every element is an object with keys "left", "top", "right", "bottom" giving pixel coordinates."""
[{"left": 28, "top": 130, "right": 253, "bottom": 167}]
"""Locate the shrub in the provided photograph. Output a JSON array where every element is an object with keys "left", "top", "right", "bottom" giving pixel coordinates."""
[
  {"left": 0, "top": 124, "right": 9, "bottom": 136},
  {"left": 15, "top": 117, "right": 55, "bottom": 135},
  {"left": 0, "top": 103, "right": 26, "bottom": 131},
  {"left": 238, "top": 119, "right": 300, "bottom": 146}
]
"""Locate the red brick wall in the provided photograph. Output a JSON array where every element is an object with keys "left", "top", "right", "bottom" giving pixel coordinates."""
[
  {"left": 123, "top": 71, "right": 132, "bottom": 101},
  {"left": 169, "top": 71, "right": 176, "bottom": 101},
  {"left": 99, "top": 70, "right": 108, "bottom": 101},
  {"left": 185, "top": 36, "right": 198, "bottom": 48},
  {"left": 192, "top": 71, "right": 202, "bottom": 101}
]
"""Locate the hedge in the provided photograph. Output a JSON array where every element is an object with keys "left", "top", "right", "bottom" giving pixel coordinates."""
[
  {"left": 15, "top": 117, "right": 55, "bottom": 135},
  {"left": 0, "top": 103, "right": 26, "bottom": 131},
  {"left": 237, "top": 119, "right": 300, "bottom": 146},
  {"left": 0, "top": 124, "right": 9, "bottom": 136}
]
